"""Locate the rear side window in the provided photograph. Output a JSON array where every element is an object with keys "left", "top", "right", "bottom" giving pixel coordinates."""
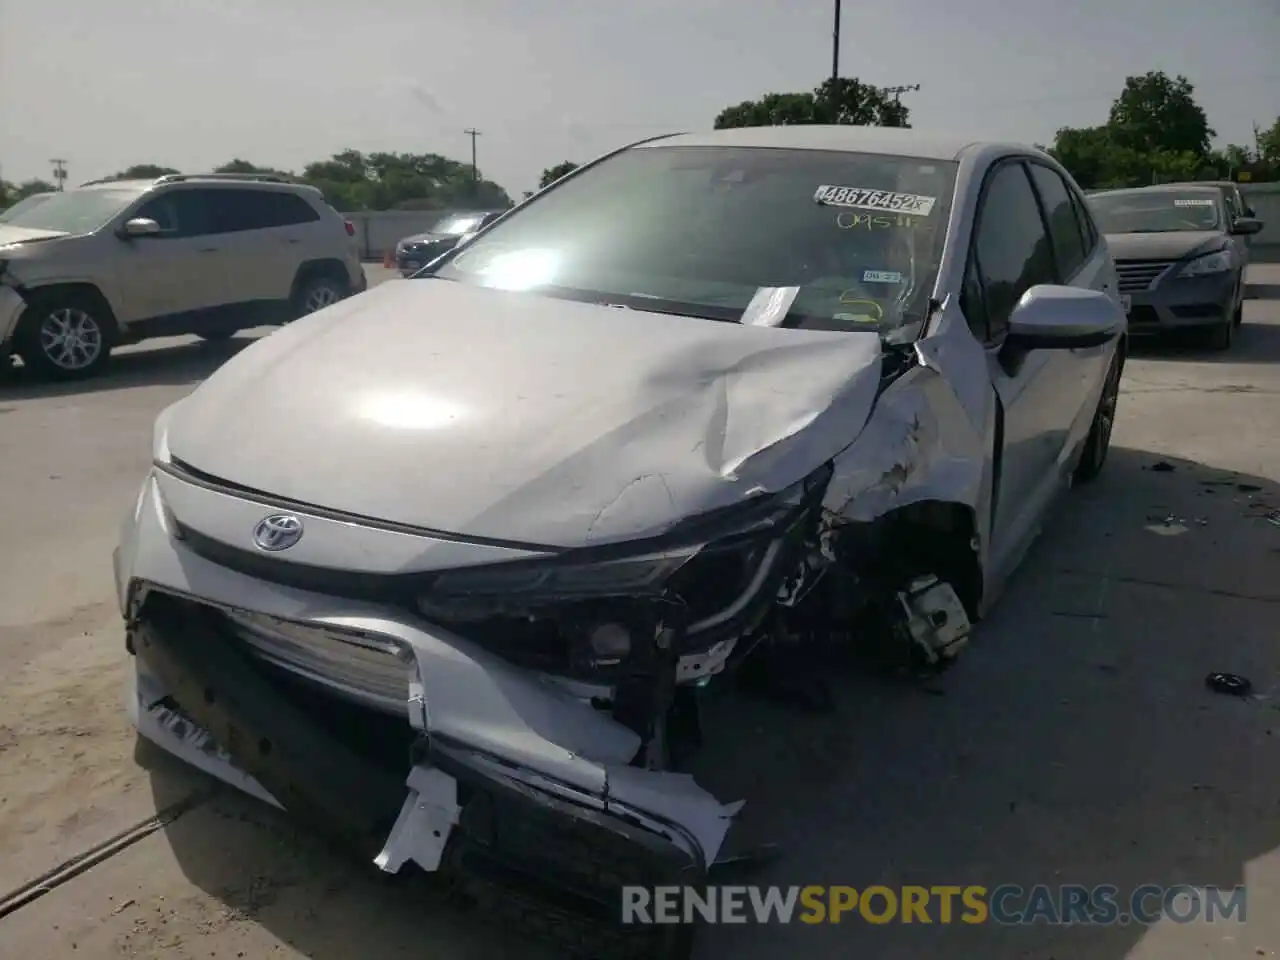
[
  {"left": 1027, "top": 163, "right": 1087, "bottom": 280},
  {"left": 209, "top": 188, "right": 320, "bottom": 233},
  {"left": 970, "top": 162, "right": 1056, "bottom": 342}
]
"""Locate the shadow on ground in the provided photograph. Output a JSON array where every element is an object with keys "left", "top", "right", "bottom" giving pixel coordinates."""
[
  {"left": 1129, "top": 315, "right": 1280, "bottom": 365},
  {"left": 145, "top": 445, "right": 1280, "bottom": 959},
  {"left": 0, "top": 333, "right": 263, "bottom": 401}
]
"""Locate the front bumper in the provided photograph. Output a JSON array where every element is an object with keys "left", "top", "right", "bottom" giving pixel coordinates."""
[
  {"left": 1125, "top": 270, "right": 1238, "bottom": 334},
  {"left": 116, "top": 471, "right": 739, "bottom": 951},
  {"left": 0, "top": 283, "right": 27, "bottom": 354}
]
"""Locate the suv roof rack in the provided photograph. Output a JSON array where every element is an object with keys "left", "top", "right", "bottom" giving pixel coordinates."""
[{"left": 153, "top": 172, "right": 295, "bottom": 185}]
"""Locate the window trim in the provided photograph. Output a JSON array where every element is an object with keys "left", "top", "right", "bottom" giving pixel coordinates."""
[{"left": 1021, "top": 161, "right": 1063, "bottom": 284}]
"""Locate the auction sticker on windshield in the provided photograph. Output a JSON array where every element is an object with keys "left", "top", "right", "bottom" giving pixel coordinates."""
[
  {"left": 1174, "top": 199, "right": 1214, "bottom": 207},
  {"left": 814, "top": 185, "right": 936, "bottom": 217},
  {"left": 862, "top": 270, "right": 903, "bottom": 284}
]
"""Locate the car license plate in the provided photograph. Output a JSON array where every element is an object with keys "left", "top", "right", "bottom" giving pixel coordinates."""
[{"left": 1120, "top": 294, "right": 1132, "bottom": 314}]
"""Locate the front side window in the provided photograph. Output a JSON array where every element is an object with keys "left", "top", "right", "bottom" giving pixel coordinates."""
[
  {"left": 428, "top": 146, "right": 959, "bottom": 342},
  {"left": 134, "top": 190, "right": 215, "bottom": 238},
  {"left": 1, "top": 188, "right": 141, "bottom": 235},
  {"left": 1089, "top": 190, "right": 1223, "bottom": 233},
  {"left": 1027, "top": 163, "right": 1087, "bottom": 280},
  {"left": 971, "top": 162, "right": 1055, "bottom": 340}
]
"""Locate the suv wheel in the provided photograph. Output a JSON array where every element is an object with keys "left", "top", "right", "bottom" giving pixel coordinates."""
[
  {"left": 293, "top": 275, "right": 345, "bottom": 319},
  {"left": 17, "top": 292, "right": 113, "bottom": 380}
]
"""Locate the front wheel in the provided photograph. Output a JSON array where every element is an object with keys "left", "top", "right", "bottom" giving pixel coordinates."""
[
  {"left": 1074, "top": 350, "right": 1122, "bottom": 484},
  {"left": 16, "top": 292, "right": 113, "bottom": 381}
]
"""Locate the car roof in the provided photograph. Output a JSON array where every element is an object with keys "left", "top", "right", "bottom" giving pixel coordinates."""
[
  {"left": 79, "top": 179, "right": 155, "bottom": 192},
  {"left": 637, "top": 125, "right": 1030, "bottom": 162},
  {"left": 1090, "top": 184, "right": 1224, "bottom": 200}
]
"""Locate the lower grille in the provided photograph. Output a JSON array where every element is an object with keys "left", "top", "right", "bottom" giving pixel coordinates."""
[{"left": 1115, "top": 259, "right": 1176, "bottom": 293}]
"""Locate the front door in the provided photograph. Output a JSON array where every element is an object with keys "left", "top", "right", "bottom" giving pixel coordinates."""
[{"left": 113, "top": 189, "right": 228, "bottom": 325}]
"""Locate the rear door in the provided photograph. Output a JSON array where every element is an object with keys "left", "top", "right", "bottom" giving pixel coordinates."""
[{"left": 210, "top": 188, "right": 322, "bottom": 303}]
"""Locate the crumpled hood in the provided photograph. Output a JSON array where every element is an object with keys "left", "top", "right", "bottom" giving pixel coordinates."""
[
  {"left": 1105, "top": 230, "right": 1225, "bottom": 261},
  {"left": 166, "top": 280, "right": 886, "bottom": 548},
  {"left": 0, "top": 224, "right": 69, "bottom": 247}
]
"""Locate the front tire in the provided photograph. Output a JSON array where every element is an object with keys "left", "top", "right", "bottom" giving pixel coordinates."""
[
  {"left": 16, "top": 291, "right": 113, "bottom": 381},
  {"left": 1202, "top": 314, "right": 1234, "bottom": 352},
  {"left": 1074, "top": 350, "right": 1122, "bottom": 484}
]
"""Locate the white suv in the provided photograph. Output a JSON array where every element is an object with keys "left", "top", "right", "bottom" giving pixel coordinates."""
[{"left": 0, "top": 173, "right": 366, "bottom": 380}]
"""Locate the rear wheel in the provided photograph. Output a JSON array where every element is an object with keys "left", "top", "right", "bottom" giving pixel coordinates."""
[
  {"left": 1074, "top": 350, "right": 1122, "bottom": 484},
  {"left": 16, "top": 291, "right": 113, "bottom": 381},
  {"left": 291, "top": 274, "right": 346, "bottom": 320}
]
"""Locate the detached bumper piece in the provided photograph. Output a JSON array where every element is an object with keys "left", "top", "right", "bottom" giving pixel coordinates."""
[{"left": 132, "top": 595, "right": 702, "bottom": 959}]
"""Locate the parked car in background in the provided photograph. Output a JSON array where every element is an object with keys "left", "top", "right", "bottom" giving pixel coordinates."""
[
  {"left": 0, "top": 191, "right": 56, "bottom": 223},
  {"left": 1089, "top": 184, "right": 1262, "bottom": 350},
  {"left": 0, "top": 173, "right": 366, "bottom": 380},
  {"left": 394, "top": 209, "right": 504, "bottom": 275},
  {"left": 116, "top": 126, "right": 1126, "bottom": 957},
  {"left": 1161, "top": 180, "right": 1258, "bottom": 258}
]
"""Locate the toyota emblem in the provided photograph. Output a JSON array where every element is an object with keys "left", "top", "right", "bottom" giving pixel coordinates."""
[{"left": 253, "top": 513, "right": 304, "bottom": 552}]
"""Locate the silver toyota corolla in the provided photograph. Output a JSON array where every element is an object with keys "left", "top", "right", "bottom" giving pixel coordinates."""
[{"left": 114, "top": 125, "right": 1127, "bottom": 955}]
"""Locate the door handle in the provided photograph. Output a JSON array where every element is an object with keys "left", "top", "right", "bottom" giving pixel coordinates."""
[
  {"left": 284, "top": 238, "right": 302, "bottom": 245},
  {"left": 198, "top": 247, "right": 218, "bottom": 253}
]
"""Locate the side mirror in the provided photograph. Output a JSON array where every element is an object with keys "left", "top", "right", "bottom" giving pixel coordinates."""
[
  {"left": 119, "top": 217, "right": 161, "bottom": 239},
  {"left": 1004, "top": 285, "right": 1124, "bottom": 351},
  {"left": 1230, "top": 217, "right": 1263, "bottom": 236}
]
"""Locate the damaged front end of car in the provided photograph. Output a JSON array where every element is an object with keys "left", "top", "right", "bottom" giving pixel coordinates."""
[{"left": 117, "top": 311, "right": 991, "bottom": 958}]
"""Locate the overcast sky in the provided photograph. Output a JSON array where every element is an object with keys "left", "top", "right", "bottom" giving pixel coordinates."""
[{"left": 1, "top": 0, "right": 1276, "bottom": 196}]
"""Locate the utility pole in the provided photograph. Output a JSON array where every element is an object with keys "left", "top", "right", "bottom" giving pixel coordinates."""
[
  {"left": 831, "top": 0, "right": 841, "bottom": 83},
  {"left": 49, "top": 158, "right": 68, "bottom": 191},
  {"left": 463, "top": 128, "right": 481, "bottom": 195}
]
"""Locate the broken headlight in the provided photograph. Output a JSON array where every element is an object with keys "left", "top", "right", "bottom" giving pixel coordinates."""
[{"left": 423, "top": 474, "right": 816, "bottom": 607}]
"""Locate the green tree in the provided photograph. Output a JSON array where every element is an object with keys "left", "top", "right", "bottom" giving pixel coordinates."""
[
  {"left": 9, "top": 178, "right": 58, "bottom": 202},
  {"left": 214, "top": 158, "right": 291, "bottom": 177},
  {"left": 297, "top": 149, "right": 511, "bottom": 212},
  {"left": 110, "top": 164, "right": 181, "bottom": 180},
  {"left": 1107, "top": 71, "right": 1214, "bottom": 157},
  {"left": 714, "top": 77, "right": 910, "bottom": 129},
  {"left": 538, "top": 161, "right": 579, "bottom": 189},
  {"left": 1256, "top": 116, "right": 1280, "bottom": 167}
]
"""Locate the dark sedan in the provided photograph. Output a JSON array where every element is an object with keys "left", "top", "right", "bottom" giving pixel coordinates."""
[
  {"left": 1090, "top": 184, "right": 1263, "bottom": 350},
  {"left": 394, "top": 210, "right": 504, "bottom": 275}
]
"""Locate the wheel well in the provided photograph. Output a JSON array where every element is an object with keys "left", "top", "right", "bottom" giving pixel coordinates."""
[
  {"left": 16, "top": 283, "right": 120, "bottom": 341},
  {"left": 859, "top": 500, "right": 984, "bottom": 619},
  {"left": 291, "top": 259, "right": 350, "bottom": 299}
]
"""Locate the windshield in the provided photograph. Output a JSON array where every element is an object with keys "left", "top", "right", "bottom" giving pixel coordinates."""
[
  {"left": 427, "top": 146, "right": 958, "bottom": 341},
  {"left": 431, "top": 213, "right": 487, "bottom": 236},
  {"left": 1089, "top": 191, "right": 1223, "bottom": 234},
  {"left": 0, "top": 194, "right": 54, "bottom": 223},
  {"left": 0, "top": 188, "right": 141, "bottom": 234}
]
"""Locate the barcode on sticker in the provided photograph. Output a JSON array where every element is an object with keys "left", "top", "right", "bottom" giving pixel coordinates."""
[
  {"left": 815, "top": 185, "right": 937, "bottom": 217},
  {"left": 1174, "top": 199, "right": 1214, "bottom": 207}
]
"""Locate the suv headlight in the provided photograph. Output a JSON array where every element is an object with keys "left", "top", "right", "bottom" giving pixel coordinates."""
[{"left": 1177, "top": 249, "right": 1233, "bottom": 278}]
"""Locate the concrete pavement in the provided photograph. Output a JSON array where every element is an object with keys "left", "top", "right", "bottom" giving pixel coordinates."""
[{"left": 1, "top": 265, "right": 1279, "bottom": 959}]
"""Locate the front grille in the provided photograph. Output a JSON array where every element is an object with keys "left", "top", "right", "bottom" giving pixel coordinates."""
[
  {"left": 1115, "top": 259, "right": 1176, "bottom": 292},
  {"left": 222, "top": 609, "right": 413, "bottom": 715}
]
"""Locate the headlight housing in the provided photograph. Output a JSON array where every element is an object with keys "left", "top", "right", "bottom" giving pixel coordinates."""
[
  {"left": 1177, "top": 249, "right": 1233, "bottom": 278},
  {"left": 424, "top": 475, "right": 816, "bottom": 606}
]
